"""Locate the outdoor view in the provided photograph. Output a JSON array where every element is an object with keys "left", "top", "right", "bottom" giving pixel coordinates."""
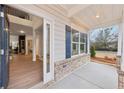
[{"left": 90, "top": 25, "right": 118, "bottom": 66}]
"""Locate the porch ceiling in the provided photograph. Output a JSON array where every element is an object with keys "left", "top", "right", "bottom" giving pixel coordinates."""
[
  {"left": 58, "top": 4, "right": 124, "bottom": 30},
  {"left": 9, "top": 4, "right": 124, "bottom": 30}
]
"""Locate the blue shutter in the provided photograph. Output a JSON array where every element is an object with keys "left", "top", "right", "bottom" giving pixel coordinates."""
[
  {"left": 65, "top": 25, "right": 71, "bottom": 58},
  {"left": 0, "top": 4, "right": 3, "bottom": 88},
  {"left": 0, "top": 5, "right": 9, "bottom": 88}
]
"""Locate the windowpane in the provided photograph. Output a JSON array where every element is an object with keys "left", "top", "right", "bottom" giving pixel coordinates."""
[
  {"left": 72, "top": 43, "right": 79, "bottom": 55},
  {"left": 80, "top": 33, "right": 86, "bottom": 43},
  {"left": 72, "top": 29, "right": 79, "bottom": 42},
  {"left": 80, "top": 44, "right": 85, "bottom": 53},
  {"left": 46, "top": 23, "right": 50, "bottom": 73}
]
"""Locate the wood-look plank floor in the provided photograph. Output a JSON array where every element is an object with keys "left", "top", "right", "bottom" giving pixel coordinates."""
[{"left": 7, "top": 55, "right": 43, "bottom": 89}]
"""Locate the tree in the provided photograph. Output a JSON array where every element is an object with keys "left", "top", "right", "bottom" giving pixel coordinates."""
[{"left": 91, "top": 26, "right": 118, "bottom": 51}]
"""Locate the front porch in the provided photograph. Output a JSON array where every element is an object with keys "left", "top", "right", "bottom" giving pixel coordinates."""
[
  {"left": 0, "top": 4, "right": 124, "bottom": 89},
  {"left": 49, "top": 62, "right": 118, "bottom": 89},
  {"left": 30, "top": 62, "right": 118, "bottom": 89}
]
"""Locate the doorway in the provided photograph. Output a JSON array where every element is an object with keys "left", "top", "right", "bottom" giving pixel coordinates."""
[
  {"left": 0, "top": 5, "right": 54, "bottom": 89},
  {"left": 7, "top": 6, "right": 44, "bottom": 89}
]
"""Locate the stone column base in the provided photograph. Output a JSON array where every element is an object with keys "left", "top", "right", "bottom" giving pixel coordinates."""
[
  {"left": 41, "top": 54, "right": 90, "bottom": 88},
  {"left": 54, "top": 54, "right": 90, "bottom": 81},
  {"left": 118, "top": 70, "right": 124, "bottom": 89},
  {"left": 116, "top": 56, "right": 121, "bottom": 69}
]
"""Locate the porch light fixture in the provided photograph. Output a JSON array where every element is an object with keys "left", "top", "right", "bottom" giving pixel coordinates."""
[
  {"left": 20, "top": 30, "right": 25, "bottom": 34},
  {"left": 96, "top": 14, "right": 100, "bottom": 18}
]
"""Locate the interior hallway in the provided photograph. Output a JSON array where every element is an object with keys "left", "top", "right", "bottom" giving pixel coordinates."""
[{"left": 7, "top": 55, "right": 43, "bottom": 89}]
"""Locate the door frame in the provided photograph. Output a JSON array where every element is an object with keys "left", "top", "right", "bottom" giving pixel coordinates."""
[
  {"left": 7, "top": 5, "right": 55, "bottom": 85},
  {"left": 43, "top": 18, "right": 54, "bottom": 84}
]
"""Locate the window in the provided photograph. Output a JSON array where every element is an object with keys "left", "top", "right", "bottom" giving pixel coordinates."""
[
  {"left": 80, "top": 33, "right": 87, "bottom": 53},
  {"left": 72, "top": 29, "right": 87, "bottom": 56},
  {"left": 72, "top": 29, "right": 79, "bottom": 55}
]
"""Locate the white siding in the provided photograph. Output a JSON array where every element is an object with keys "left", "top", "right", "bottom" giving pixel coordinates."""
[
  {"left": 54, "top": 20, "right": 65, "bottom": 62},
  {"left": 53, "top": 21, "right": 87, "bottom": 62}
]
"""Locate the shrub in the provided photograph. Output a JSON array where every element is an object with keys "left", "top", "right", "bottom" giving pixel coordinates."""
[{"left": 90, "top": 46, "right": 96, "bottom": 57}]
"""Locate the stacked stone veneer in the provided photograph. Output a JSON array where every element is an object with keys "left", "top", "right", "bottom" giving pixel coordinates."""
[
  {"left": 54, "top": 54, "right": 90, "bottom": 81},
  {"left": 118, "top": 70, "right": 124, "bottom": 88},
  {"left": 117, "top": 55, "right": 124, "bottom": 89},
  {"left": 41, "top": 54, "right": 90, "bottom": 88},
  {"left": 116, "top": 56, "right": 121, "bottom": 69}
]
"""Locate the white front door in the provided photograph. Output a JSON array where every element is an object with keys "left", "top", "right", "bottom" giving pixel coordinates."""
[{"left": 43, "top": 18, "right": 54, "bottom": 84}]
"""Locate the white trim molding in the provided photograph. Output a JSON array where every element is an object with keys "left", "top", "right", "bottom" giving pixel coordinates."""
[
  {"left": 120, "top": 9, "right": 124, "bottom": 71},
  {"left": 32, "top": 28, "right": 36, "bottom": 62},
  {"left": 117, "top": 23, "right": 122, "bottom": 56},
  {"left": 87, "top": 31, "right": 90, "bottom": 55}
]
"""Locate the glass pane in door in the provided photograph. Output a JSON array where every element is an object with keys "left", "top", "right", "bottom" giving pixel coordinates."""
[{"left": 46, "top": 23, "right": 50, "bottom": 73}]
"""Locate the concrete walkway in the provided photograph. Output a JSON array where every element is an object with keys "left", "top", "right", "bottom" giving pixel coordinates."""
[{"left": 49, "top": 62, "right": 118, "bottom": 89}]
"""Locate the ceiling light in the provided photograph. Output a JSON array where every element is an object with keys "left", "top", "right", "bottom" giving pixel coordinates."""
[
  {"left": 20, "top": 30, "right": 25, "bottom": 34},
  {"left": 96, "top": 13, "right": 100, "bottom": 18},
  {"left": 96, "top": 15, "right": 100, "bottom": 18}
]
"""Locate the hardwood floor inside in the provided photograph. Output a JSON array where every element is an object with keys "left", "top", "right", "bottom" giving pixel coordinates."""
[{"left": 7, "top": 55, "right": 43, "bottom": 89}]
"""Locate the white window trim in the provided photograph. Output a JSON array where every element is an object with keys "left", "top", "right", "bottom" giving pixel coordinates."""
[
  {"left": 80, "top": 43, "right": 86, "bottom": 53},
  {"left": 80, "top": 32, "right": 87, "bottom": 53},
  {"left": 71, "top": 31, "right": 87, "bottom": 57},
  {"left": 71, "top": 30, "right": 79, "bottom": 56}
]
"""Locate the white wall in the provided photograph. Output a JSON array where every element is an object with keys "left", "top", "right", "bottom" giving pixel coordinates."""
[
  {"left": 10, "top": 35, "right": 18, "bottom": 45},
  {"left": 36, "top": 34, "right": 43, "bottom": 58},
  {"left": 37, "top": 30, "right": 43, "bottom": 59},
  {"left": 25, "top": 35, "right": 32, "bottom": 55},
  {"left": 35, "top": 24, "right": 43, "bottom": 59},
  {"left": 10, "top": 35, "right": 19, "bottom": 49},
  {"left": 54, "top": 20, "right": 66, "bottom": 61},
  {"left": 25, "top": 34, "right": 42, "bottom": 56}
]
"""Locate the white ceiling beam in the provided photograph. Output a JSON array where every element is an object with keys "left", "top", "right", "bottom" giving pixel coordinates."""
[
  {"left": 68, "top": 4, "right": 91, "bottom": 17},
  {"left": 8, "top": 14, "right": 33, "bottom": 27}
]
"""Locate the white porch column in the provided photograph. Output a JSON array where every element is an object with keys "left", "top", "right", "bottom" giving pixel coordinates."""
[
  {"left": 117, "top": 23, "right": 123, "bottom": 70},
  {"left": 87, "top": 31, "right": 90, "bottom": 55},
  {"left": 32, "top": 28, "right": 36, "bottom": 62},
  {"left": 120, "top": 10, "right": 124, "bottom": 71},
  {"left": 117, "top": 23, "right": 122, "bottom": 56},
  {"left": 87, "top": 31, "right": 91, "bottom": 63}
]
